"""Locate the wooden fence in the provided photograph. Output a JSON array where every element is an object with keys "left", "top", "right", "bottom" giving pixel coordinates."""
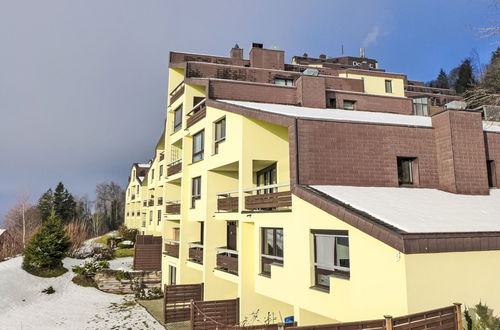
[
  {"left": 191, "top": 298, "right": 240, "bottom": 330},
  {"left": 288, "top": 304, "right": 461, "bottom": 330},
  {"left": 164, "top": 283, "right": 204, "bottom": 323},
  {"left": 133, "top": 235, "right": 162, "bottom": 271}
]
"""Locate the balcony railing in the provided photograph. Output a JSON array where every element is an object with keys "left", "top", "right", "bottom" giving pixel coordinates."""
[
  {"left": 164, "top": 239, "right": 180, "bottom": 258},
  {"left": 405, "top": 84, "right": 457, "bottom": 96},
  {"left": 188, "top": 242, "right": 203, "bottom": 264},
  {"left": 186, "top": 100, "right": 206, "bottom": 128},
  {"left": 216, "top": 247, "right": 238, "bottom": 275},
  {"left": 244, "top": 183, "right": 292, "bottom": 211},
  {"left": 167, "top": 159, "right": 182, "bottom": 176},
  {"left": 216, "top": 189, "right": 239, "bottom": 212},
  {"left": 166, "top": 201, "right": 181, "bottom": 214},
  {"left": 169, "top": 82, "right": 184, "bottom": 105}
]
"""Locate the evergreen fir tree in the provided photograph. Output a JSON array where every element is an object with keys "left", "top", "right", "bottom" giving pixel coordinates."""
[
  {"left": 435, "top": 69, "right": 449, "bottom": 89},
  {"left": 454, "top": 58, "right": 476, "bottom": 94},
  {"left": 22, "top": 211, "right": 70, "bottom": 270},
  {"left": 482, "top": 48, "right": 500, "bottom": 93},
  {"left": 37, "top": 189, "right": 54, "bottom": 222},
  {"left": 53, "top": 182, "right": 76, "bottom": 223}
]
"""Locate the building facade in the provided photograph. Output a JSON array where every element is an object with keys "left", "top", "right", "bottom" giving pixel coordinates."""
[{"left": 124, "top": 43, "right": 500, "bottom": 325}]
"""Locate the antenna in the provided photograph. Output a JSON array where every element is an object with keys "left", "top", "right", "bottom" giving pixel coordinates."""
[{"left": 341, "top": 44, "right": 344, "bottom": 56}]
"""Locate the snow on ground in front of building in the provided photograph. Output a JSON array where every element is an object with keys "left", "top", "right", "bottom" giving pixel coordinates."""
[{"left": 0, "top": 256, "right": 163, "bottom": 330}]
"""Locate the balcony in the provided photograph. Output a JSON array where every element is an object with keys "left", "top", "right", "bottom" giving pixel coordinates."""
[
  {"left": 157, "top": 197, "right": 163, "bottom": 206},
  {"left": 216, "top": 247, "right": 238, "bottom": 275},
  {"left": 186, "top": 100, "right": 206, "bottom": 128},
  {"left": 164, "top": 239, "right": 179, "bottom": 258},
  {"left": 244, "top": 183, "right": 292, "bottom": 211},
  {"left": 167, "top": 159, "right": 182, "bottom": 176},
  {"left": 169, "top": 82, "right": 184, "bottom": 105},
  {"left": 188, "top": 242, "right": 203, "bottom": 264},
  {"left": 216, "top": 190, "right": 239, "bottom": 212},
  {"left": 166, "top": 201, "right": 181, "bottom": 215}
]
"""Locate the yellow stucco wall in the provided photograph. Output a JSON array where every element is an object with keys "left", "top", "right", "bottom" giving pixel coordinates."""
[{"left": 339, "top": 73, "right": 405, "bottom": 97}]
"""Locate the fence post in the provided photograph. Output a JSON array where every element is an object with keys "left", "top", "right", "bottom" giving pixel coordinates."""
[
  {"left": 190, "top": 299, "right": 195, "bottom": 330},
  {"left": 384, "top": 315, "right": 393, "bottom": 330},
  {"left": 454, "top": 303, "right": 463, "bottom": 330}
]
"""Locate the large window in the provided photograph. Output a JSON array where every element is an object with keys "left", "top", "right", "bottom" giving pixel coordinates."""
[
  {"left": 413, "top": 98, "right": 429, "bottom": 116},
  {"left": 385, "top": 80, "right": 393, "bottom": 93},
  {"left": 397, "top": 157, "right": 416, "bottom": 185},
  {"left": 192, "top": 130, "right": 204, "bottom": 162},
  {"left": 313, "top": 230, "right": 350, "bottom": 288},
  {"left": 214, "top": 117, "right": 226, "bottom": 154},
  {"left": 191, "top": 176, "right": 201, "bottom": 208},
  {"left": 173, "top": 106, "right": 183, "bottom": 132},
  {"left": 274, "top": 78, "right": 293, "bottom": 86},
  {"left": 261, "top": 227, "right": 283, "bottom": 275}
]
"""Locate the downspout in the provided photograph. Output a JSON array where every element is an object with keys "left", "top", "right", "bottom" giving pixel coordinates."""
[{"left": 295, "top": 118, "right": 300, "bottom": 186}]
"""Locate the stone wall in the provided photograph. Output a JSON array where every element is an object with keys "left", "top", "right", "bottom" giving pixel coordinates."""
[{"left": 94, "top": 270, "right": 162, "bottom": 294}]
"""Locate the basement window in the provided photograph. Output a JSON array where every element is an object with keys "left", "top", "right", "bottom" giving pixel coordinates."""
[
  {"left": 312, "top": 230, "right": 350, "bottom": 289},
  {"left": 397, "top": 157, "right": 416, "bottom": 186},
  {"left": 274, "top": 78, "right": 294, "bottom": 86},
  {"left": 343, "top": 100, "right": 356, "bottom": 110}
]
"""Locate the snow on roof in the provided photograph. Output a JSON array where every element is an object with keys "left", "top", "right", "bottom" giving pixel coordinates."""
[
  {"left": 310, "top": 185, "right": 500, "bottom": 233},
  {"left": 137, "top": 164, "right": 150, "bottom": 168},
  {"left": 219, "top": 100, "right": 433, "bottom": 127},
  {"left": 484, "top": 123, "right": 500, "bottom": 133},
  {"left": 138, "top": 176, "right": 145, "bottom": 182}
]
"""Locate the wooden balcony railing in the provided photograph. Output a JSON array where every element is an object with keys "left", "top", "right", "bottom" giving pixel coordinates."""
[
  {"left": 244, "top": 183, "right": 292, "bottom": 211},
  {"left": 166, "top": 202, "right": 181, "bottom": 215},
  {"left": 216, "top": 189, "right": 239, "bottom": 212},
  {"left": 164, "top": 240, "right": 179, "bottom": 258},
  {"left": 216, "top": 247, "right": 238, "bottom": 275},
  {"left": 169, "top": 82, "right": 184, "bottom": 105},
  {"left": 167, "top": 160, "right": 182, "bottom": 176},
  {"left": 186, "top": 101, "right": 206, "bottom": 128},
  {"left": 188, "top": 243, "right": 203, "bottom": 264}
]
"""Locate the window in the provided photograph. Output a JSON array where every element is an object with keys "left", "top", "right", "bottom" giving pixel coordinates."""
[
  {"left": 149, "top": 210, "right": 153, "bottom": 224},
  {"left": 193, "top": 96, "right": 204, "bottom": 107},
  {"left": 312, "top": 230, "right": 350, "bottom": 288},
  {"left": 192, "top": 130, "right": 204, "bottom": 162},
  {"left": 191, "top": 176, "right": 201, "bottom": 208},
  {"left": 256, "top": 163, "right": 277, "bottom": 194},
  {"left": 151, "top": 169, "right": 155, "bottom": 181},
  {"left": 385, "top": 80, "right": 393, "bottom": 93},
  {"left": 397, "top": 157, "right": 416, "bottom": 185},
  {"left": 487, "top": 160, "right": 496, "bottom": 188},
  {"left": 274, "top": 78, "right": 293, "bottom": 86},
  {"left": 327, "top": 98, "right": 336, "bottom": 109},
  {"left": 168, "top": 265, "right": 177, "bottom": 285},
  {"left": 343, "top": 100, "right": 356, "bottom": 110},
  {"left": 157, "top": 210, "right": 161, "bottom": 225},
  {"left": 173, "top": 106, "right": 183, "bottom": 132},
  {"left": 214, "top": 117, "right": 226, "bottom": 154},
  {"left": 261, "top": 228, "right": 283, "bottom": 275},
  {"left": 413, "top": 98, "right": 429, "bottom": 116},
  {"left": 136, "top": 185, "right": 139, "bottom": 194},
  {"left": 159, "top": 165, "right": 163, "bottom": 178},
  {"left": 227, "top": 221, "right": 237, "bottom": 251}
]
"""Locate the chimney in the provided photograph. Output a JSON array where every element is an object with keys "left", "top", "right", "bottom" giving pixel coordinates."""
[
  {"left": 360, "top": 48, "right": 365, "bottom": 58},
  {"left": 249, "top": 42, "right": 284, "bottom": 70},
  {"left": 432, "top": 110, "right": 489, "bottom": 195},
  {"left": 230, "top": 44, "right": 243, "bottom": 59}
]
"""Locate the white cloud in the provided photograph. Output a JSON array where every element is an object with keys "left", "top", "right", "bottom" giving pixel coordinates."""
[{"left": 363, "top": 25, "right": 380, "bottom": 47}]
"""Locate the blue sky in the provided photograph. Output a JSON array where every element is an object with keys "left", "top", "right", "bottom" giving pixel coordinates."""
[{"left": 0, "top": 0, "right": 498, "bottom": 222}]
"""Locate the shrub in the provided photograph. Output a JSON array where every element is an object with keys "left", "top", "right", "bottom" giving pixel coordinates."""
[
  {"left": 115, "top": 270, "right": 132, "bottom": 281},
  {"left": 464, "top": 303, "right": 500, "bottom": 330},
  {"left": 72, "top": 274, "right": 97, "bottom": 288},
  {"left": 22, "top": 212, "right": 70, "bottom": 273},
  {"left": 65, "top": 220, "right": 91, "bottom": 252},
  {"left": 42, "top": 286, "right": 55, "bottom": 294},
  {"left": 72, "top": 259, "right": 109, "bottom": 275},
  {"left": 118, "top": 226, "right": 138, "bottom": 243},
  {"left": 92, "top": 246, "right": 114, "bottom": 260},
  {"left": 24, "top": 266, "right": 68, "bottom": 278}
]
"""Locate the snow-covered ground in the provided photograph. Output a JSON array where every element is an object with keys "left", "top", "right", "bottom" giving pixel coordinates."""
[{"left": 0, "top": 256, "right": 164, "bottom": 330}]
